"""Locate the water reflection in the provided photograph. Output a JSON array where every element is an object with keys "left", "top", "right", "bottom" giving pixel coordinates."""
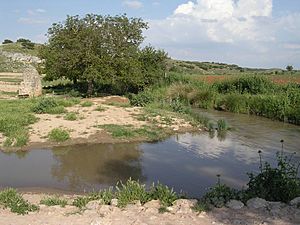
[{"left": 51, "top": 143, "right": 145, "bottom": 191}]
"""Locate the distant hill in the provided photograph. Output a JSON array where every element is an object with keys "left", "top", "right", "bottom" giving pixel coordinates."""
[{"left": 0, "top": 42, "right": 42, "bottom": 73}]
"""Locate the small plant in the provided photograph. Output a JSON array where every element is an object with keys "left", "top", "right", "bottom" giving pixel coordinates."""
[
  {"left": 116, "top": 179, "right": 150, "bottom": 208},
  {"left": 48, "top": 128, "right": 70, "bottom": 142},
  {"left": 40, "top": 196, "right": 68, "bottom": 207},
  {"left": 80, "top": 101, "right": 93, "bottom": 107},
  {"left": 95, "top": 105, "right": 106, "bottom": 112},
  {"left": 208, "top": 121, "right": 215, "bottom": 132},
  {"left": 201, "top": 175, "right": 237, "bottom": 208},
  {"left": 0, "top": 188, "right": 39, "bottom": 215},
  {"left": 64, "top": 112, "right": 77, "bottom": 121},
  {"left": 217, "top": 119, "right": 228, "bottom": 131},
  {"left": 72, "top": 189, "right": 114, "bottom": 209},
  {"left": 149, "top": 183, "right": 178, "bottom": 207}
]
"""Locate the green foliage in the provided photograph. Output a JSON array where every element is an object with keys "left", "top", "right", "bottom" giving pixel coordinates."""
[
  {"left": 0, "top": 188, "right": 39, "bottom": 215},
  {"left": 149, "top": 183, "right": 178, "bottom": 207},
  {"left": 214, "top": 76, "right": 275, "bottom": 95},
  {"left": 217, "top": 119, "right": 228, "bottom": 131},
  {"left": 31, "top": 97, "right": 78, "bottom": 114},
  {"left": 80, "top": 101, "right": 93, "bottom": 107},
  {"left": 99, "top": 124, "right": 135, "bottom": 138},
  {"left": 40, "top": 14, "right": 167, "bottom": 95},
  {"left": 286, "top": 65, "right": 293, "bottom": 72},
  {"left": 129, "top": 91, "right": 155, "bottom": 107},
  {"left": 116, "top": 179, "right": 150, "bottom": 208},
  {"left": 48, "top": 128, "right": 70, "bottom": 142},
  {"left": 2, "top": 39, "right": 13, "bottom": 44},
  {"left": 246, "top": 150, "right": 300, "bottom": 202},
  {"left": 64, "top": 112, "right": 77, "bottom": 121},
  {"left": 0, "top": 99, "right": 37, "bottom": 147},
  {"left": 72, "top": 188, "right": 114, "bottom": 209},
  {"left": 40, "top": 196, "right": 68, "bottom": 207},
  {"left": 16, "top": 38, "right": 35, "bottom": 49}
]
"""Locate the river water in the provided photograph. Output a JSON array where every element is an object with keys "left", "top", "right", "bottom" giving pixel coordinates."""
[{"left": 0, "top": 110, "right": 299, "bottom": 197}]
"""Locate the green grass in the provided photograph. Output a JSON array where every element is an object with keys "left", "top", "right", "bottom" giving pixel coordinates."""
[
  {"left": 80, "top": 101, "right": 93, "bottom": 107},
  {"left": 31, "top": 97, "right": 79, "bottom": 114},
  {"left": 104, "top": 102, "right": 131, "bottom": 107},
  {"left": 98, "top": 124, "right": 167, "bottom": 141},
  {"left": 0, "top": 42, "right": 41, "bottom": 56},
  {"left": 48, "top": 128, "right": 70, "bottom": 142},
  {"left": 40, "top": 196, "right": 68, "bottom": 207},
  {"left": 0, "top": 77, "right": 23, "bottom": 83},
  {"left": 64, "top": 112, "right": 78, "bottom": 121},
  {"left": 0, "top": 99, "right": 37, "bottom": 147},
  {"left": 0, "top": 188, "right": 39, "bottom": 215}
]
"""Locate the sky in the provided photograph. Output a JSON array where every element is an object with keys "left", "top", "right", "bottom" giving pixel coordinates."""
[{"left": 0, "top": 0, "right": 300, "bottom": 69}]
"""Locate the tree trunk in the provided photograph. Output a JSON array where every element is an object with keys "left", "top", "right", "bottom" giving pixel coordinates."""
[{"left": 87, "top": 80, "right": 94, "bottom": 97}]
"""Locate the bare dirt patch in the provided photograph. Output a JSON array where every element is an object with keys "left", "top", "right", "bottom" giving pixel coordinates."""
[{"left": 27, "top": 96, "right": 193, "bottom": 148}]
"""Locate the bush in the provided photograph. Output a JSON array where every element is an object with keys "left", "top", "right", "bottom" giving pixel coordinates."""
[
  {"left": 246, "top": 150, "right": 300, "bottom": 202},
  {"left": 2, "top": 39, "right": 13, "bottom": 44},
  {"left": 48, "top": 128, "right": 70, "bottom": 142},
  {"left": 0, "top": 189, "right": 39, "bottom": 215},
  {"left": 217, "top": 119, "right": 228, "bottom": 131},
  {"left": 149, "top": 183, "right": 178, "bottom": 207},
  {"left": 116, "top": 179, "right": 150, "bottom": 208},
  {"left": 64, "top": 112, "right": 77, "bottom": 121},
  {"left": 31, "top": 97, "right": 59, "bottom": 114},
  {"left": 129, "top": 91, "right": 155, "bottom": 107}
]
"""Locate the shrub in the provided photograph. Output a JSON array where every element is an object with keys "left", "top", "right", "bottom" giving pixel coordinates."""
[
  {"left": 40, "top": 196, "right": 67, "bottom": 207},
  {"left": 149, "top": 183, "right": 178, "bottom": 207},
  {"left": 95, "top": 105, "right": 106, "bottom": 112},
  {"left": 129, "top": 91, "right": 155, "bottom": 107},
  {"left": 217, "top": 119, "right": 228, "bottom": 131},
  {"left": 116, "top": 179, "right": 150, "bottom": 208},
  {"left": 31, "top": 97, "right": 59, "bottom": 114},
  {"left": 0, "top": 188, "right": 39, "bottom": 215},
  {"left": 246, "top": 150, "right": 300, "bottom": 202},
  {"left": 64, "top": 112, "right": 77, "bottom": 121},
  {"left": 48, "top": 128, "right": 70, "bottom": 142},
  {"left": 2, "top": 39, "right": 13, "bottom": 44}
]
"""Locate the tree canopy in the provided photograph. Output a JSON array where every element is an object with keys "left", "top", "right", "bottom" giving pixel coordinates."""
[{"left": 40, "top": 14, "right": 168, "bottom": 95}]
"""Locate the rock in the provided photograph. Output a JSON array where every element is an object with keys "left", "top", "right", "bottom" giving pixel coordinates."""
[
  {"left": 226, "top": 200, "right": 244, "bottom": 210},
  {"left": 143, "top": 200, "right": 161, "bottom": 209},
  {"left": 173, "top": 199, "right": 197, "bottom": 213},
  {"left": 110, "top": 198, "right": 118, "bottom": 207},
  {"left": 290, "top": 197, "right": 300, "bottom": 206},
  {"left": 18, "top": 66, "right": 42, "bottom": 98},
  {"left": 86, "top": 200, "right": 102, "bottom": 210},
  {"left": 247, "top": 198, "right": 268, "bottom": 209}
]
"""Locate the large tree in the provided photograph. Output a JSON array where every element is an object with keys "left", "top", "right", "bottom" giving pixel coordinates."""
[{"left": 40, "top": 14, "right": 167, "bottom": 95}]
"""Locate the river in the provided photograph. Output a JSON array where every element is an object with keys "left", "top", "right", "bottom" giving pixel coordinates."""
[{"left": 0, "top": 110, "right": 299, "bottom": 198}]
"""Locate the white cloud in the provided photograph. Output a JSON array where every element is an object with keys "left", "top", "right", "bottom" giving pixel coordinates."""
[
  {"left": 27, "top": 9, "right": 46, "bottom": 16},
  {"left": 18, "top": 17, "right": 48, "bottom": 25},
  {"left": 36, "top": 9, "right": 46, "bottom": 13},
  {"left": 123, "top": 0, "right": 143, "bottom": 9},
  {"left": 145, "top": 0, "right": 300, "bottom": 68}
]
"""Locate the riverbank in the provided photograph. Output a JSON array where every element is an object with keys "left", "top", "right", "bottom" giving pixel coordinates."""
[
  {"left": 0, "top": 95, "right": 200, "bottom": 151},
  {"left": 0, "top": 191, "right": 299, "bottom": 225}
]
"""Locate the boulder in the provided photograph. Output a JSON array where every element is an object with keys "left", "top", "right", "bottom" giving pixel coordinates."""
[
  {"left": 226, "top": 200, "right": 244, "bottom": 210},
  {"left": 247, "top": 198, "right": 268, "bottom": 209},
  {"left": 18, "top": 66, "right": 42, "bottom": 98},
  {"left": 290, "top": 197, "right": 300, "bottom": 206}
]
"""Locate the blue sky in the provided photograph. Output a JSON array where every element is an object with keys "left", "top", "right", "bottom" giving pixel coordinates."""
[{"left": 1, "top": 0, "right": 300, "bottom": 68}]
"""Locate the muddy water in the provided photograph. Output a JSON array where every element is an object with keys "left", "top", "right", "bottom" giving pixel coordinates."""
[{"left": 0, "top": 110, "right": 299, "bottom": 197}]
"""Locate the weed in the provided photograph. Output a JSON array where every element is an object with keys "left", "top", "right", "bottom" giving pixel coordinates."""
[
  {"left": 64, "top": 112, "right": 78, "bottom": 121},
  {"left": 0, "top": 188, "right": 39, "bottom": 215},
  {"left": 48, "top": 128, "right": 70, "bottom": 142},
  {"left": 116, "top": 179, "right": 150, "bottom": 208},
  {"left": 99, "top": 124, "right": 135, "bottom": 138},
  {"left": 149, "top": 183, "right": 178, "bottom": 207},
  {"left": 158, "top": 206, "right": 169, "bottom": 213},
  {"left": 40, "top": 196, "right": 68, "bottom": 207},
  {"left": 217, "top": 119, "right": 228, "bottom": 131},
  {"left": 80, "top": 101, "right": 93, "bottom": 107}
]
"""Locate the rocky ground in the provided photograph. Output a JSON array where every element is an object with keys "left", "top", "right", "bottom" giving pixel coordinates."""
[{"left": 0, "top": 194, "right": 299, "bottom": 225}]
